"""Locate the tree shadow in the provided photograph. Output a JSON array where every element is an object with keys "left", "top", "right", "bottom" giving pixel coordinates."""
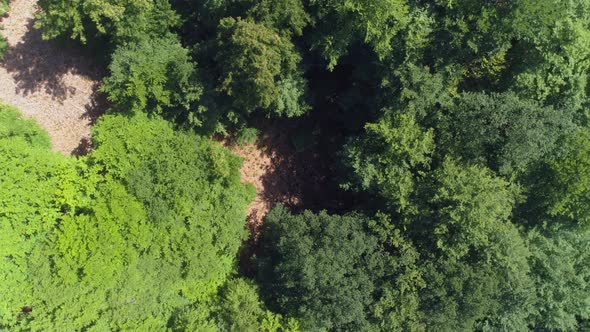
[
  {"left": 237, "top": 117, "right": 357, "bottom": 276},
  {"left": 70, "top": 83, "right": 110, "bottom": 156},
  {"left": 80, "top": 81, "right": 109, "bottom": 126},
  {"left": 254, "top": 118, "right": 352, "bottom": 214},
  {"left": 2, "top": 19, "right": 102, "bottom": 102}
]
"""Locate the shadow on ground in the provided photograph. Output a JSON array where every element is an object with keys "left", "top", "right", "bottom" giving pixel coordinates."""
[
  {"left": 237, "top": 117, "right": 357, "bottom": 276},
  {"left": 2, "top": 19, "right": 103, "bottom": 102}
]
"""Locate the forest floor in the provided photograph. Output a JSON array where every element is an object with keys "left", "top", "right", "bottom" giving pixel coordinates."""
[{"left": 0, "top": 0, "right": 105, "bottom": 155}]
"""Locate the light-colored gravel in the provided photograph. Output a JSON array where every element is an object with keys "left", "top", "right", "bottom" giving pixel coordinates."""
[{"left": 0, "top": 0, "right": 105, "bottom": 155}]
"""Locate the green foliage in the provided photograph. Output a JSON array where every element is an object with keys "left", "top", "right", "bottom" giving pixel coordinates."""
[
  {"left": 415, "top": 159, "right": 534, "bottom": 330},
  {"left": 0, "top": 104, "right": 51, "bottom": 147},
  {"left": 218, "top": 278, "right": 266, "bottom": 332},
  {"left": 426, "top": 158, "right": 521, "bottom": 259},
  {"left": 0, "top": 0, "right": 9, "bottom": 17},
  {"left": 413, "top": 159, "right": 536, "bottom": 331},
  {"left": 216, "top": 278, "right": 301, "bottom": 332},
  {"left": 0, "top": 105, "right": 85, "bottom": 328},
  {"left": 308, "top": 0, "right": 410, "bottom": 68},
  {"left": 0, "top": 108, "right": 258, "bottom": 330},
  {"left": 247, "top": 0, "right": 310, "bottom": 37},
  {"left": 24, "top": 0, "right": 590, "bottom": 329},
  {"left": 543, "top": 129, "right": 590, "bottom": 228},
  {"left": 215, "top": 17, "right": 308, "bottom": 119},
  {"left": 101, "top": 35, "right": 202, "bottom": 125},
  {"left": 439, "top": 92, "right": 572, "bottom": 175},
  {"left": 342, "top": 111, "right": 434, "bottom": 211},
  {"left": 256, "top": 205, "right": 384, "bottom": 331},
  {"left": 509, "top": 0, "right": 590, "bottom": 111},
  {"left": 0, "top": 35, "right": 7, "bottom": 61},
  {"left": 369, "top": 220, "right": 425, "bottom": 332},
  {"left": 420, "top": 234, "right": 534, "bottom": 332},
  {"left": 90, "top": 114, "right": 255, "bottom": 303},
  {"left": 235, "top": 126, "right": 259, "bottom": 146},
  {"left": 35, "top": 0, "right": 179, "bottom": 45},
  {"left": 527, "top": 226, "right": 590, "bottom": 331}
]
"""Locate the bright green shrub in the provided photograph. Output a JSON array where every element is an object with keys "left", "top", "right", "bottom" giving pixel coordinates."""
[
  {"left": 0, "top": 108, "right": 256, "bottom": 330},
  {"left": 0, "top": 104, "right": 51, "bottom": 148},
  {"left": 90, "top": 113, "right": 255, "bottom": 302},
  {"left": 0, "top": 0, "right": 9, "bottom": 17},
  {"left": 0, "top": 105, "right": 87, "bottom": 328},
  {"left": 342, "top": 111, "right": 435, "bottom": 212},
  {"left": 216, "top": 278, "right": 301, "bottom": 332}
]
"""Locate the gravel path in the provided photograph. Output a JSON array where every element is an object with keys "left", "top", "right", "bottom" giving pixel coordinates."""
[{"left": 0, "top": 0, "right": 105, "bottom": 155}]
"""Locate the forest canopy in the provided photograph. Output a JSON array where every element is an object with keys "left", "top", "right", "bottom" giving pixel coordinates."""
[{"left": 1, "top": 0, "right": 589, "bottom": 330}]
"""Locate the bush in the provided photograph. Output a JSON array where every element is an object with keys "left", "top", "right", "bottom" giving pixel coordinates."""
[
  {"left": 101, "top": 35, "right": 202, "bottom": 125},
  {"left": 0, "top": 109, "right": 257, "bottom": 330}
]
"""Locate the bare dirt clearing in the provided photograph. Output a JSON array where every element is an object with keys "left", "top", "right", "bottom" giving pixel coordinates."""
[{"left": 0, "top": 0, "right": 105, "bottom": 155}]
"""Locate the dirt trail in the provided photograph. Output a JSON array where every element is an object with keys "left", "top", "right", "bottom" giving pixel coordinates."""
[{"left": 0, "top": 0, "right": 104, "bottom": 155}]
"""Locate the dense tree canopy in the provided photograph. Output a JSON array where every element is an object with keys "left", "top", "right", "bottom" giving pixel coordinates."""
[
  {"left": 0, "top": 107, "right": 264, "bottom": 330},
  {"left": 5, "top": 0, "right": 590, "bottom": 330}
]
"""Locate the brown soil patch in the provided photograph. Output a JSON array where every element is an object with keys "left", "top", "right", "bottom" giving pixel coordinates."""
[
  {"left": 0, "top": 0, "right": 105, "bottom": 155},
  {"left": 224, "top": 124, "right": 305, "bottom": 236}
]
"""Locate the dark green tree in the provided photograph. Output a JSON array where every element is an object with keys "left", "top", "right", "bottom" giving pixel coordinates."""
[
  {"left": 543, "top": 129, "right": 590, "bottom": 229},
  {"left": 308, "top": 0, "right": 409, "bottom": 69},
  {"left": 438, "top": 92, "right": 572, "bottom": 176},
  {"left": 256, "top": 205, "right": 383, "bottom": 331},
  {"left": 527, "top": 226, "right": 590, "bottom": 331},
  {"left": 256, "top": 206, "right": 424, "bottom": 331},
  {"left": 101, "top": 35, "right": 203, "bottom": 126},
  {"left": 214, "top": 17, "right": 309, "bottom": 120}
]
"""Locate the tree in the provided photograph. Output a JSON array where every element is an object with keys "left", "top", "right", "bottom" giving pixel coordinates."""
[
  {"left": 215, "top": 278, "right": 301, "bottom": 332},
  {"left": 0, "top": 105, "right": 86, "bottom": 328},
  {"left": 341, "top": 110, "right": 434, "bottom": 212},
  {"left": 527, "top": 226, "right": 590, "bottom": 331},
  {"left": 256, "top": 205, "right": 384, "bottom": 331},
  {"left": 307, "top": 0, "right": 409, "bottom": 69},
  {"left": 415, "top": 159, "right": 534, "bottom": 331},
  {"left": 256, "top": 206, "right": 425, "bottom": 331},
  {"left": 36, "top": 0, "right": 179, "bottom": 45},
  {"left": 246, "top": 0, "right": 310, "bottom": 37},
  {"left": 542, "top": 129, "right": 590, "bottom": 229},
  {"left": 424, "top": 158, "right": 521, "bottom": 259},
  {"left": 0, "top": 111, "right": 256, "bottom": 330},
  {"left": 101, "top": 35, "right": 203, "bottom": 126},
  {"left": 214, "top": 17, "right": 308, "bottom": 119},
  {"left": 509, "top": 0, "right": 590, "bottom": 111},
  {"left": 89, "top": 114, "right": 255, "bottom": 305},
  {"left": 438, "top": 92, "right": 572, "bottom": 176}
]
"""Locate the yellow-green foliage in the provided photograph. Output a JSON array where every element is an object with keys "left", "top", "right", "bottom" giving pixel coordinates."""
[
  {"left": 0, "top": 107, "right": 255, "bottom": 330},
  {"left": 0, "top": 105, "right": 85, "bottom": 328}
]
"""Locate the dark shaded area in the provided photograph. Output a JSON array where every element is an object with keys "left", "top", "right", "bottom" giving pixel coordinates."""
[
  {"left": 238, "top": 49, "right": 383, "bottom": 276},
  {"left": 79, "top": 82, "right": 109, "bottom": 127},
  {"left": 70, "top": 137, "right": 92, "bottom": 157},
  {"left": 2, "top": 19, "right": 103, "bottom": 102}
]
